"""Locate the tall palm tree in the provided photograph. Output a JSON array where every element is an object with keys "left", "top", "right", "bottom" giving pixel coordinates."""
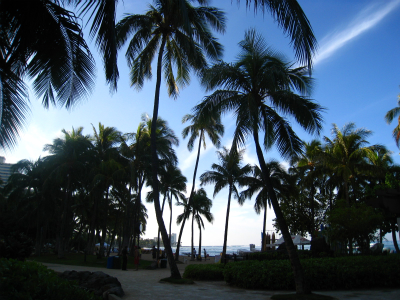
[
  {"left": 241, "top": 161, "right": 289, "bottom": 251},
  {"left": 175, "top": 111, "right": 224, "bottom": 260},
  {"left": 0, "top": 0, "right": 95, "bottom": 149},
  {"left": 200, "top": 147, "right": 251, "bottom": 263},
  {"left": 43, "top": 127, "right": 93, "bottom": 258},
  {"left": 196, "top": 29, "right": 323, "bottom": 294},
  {"left": 290, "top": 139, "right": 323, "bottom": 238},
  {"left": 115, "top": 0, "right": 225, "bottom": 278},
  {"left": 385, "top": 94, "right": 400, "bottom": 148},
  {"left": 191, "top": 188, "right": 213, "bottom": 259},
  {"left": 89, "top": 123, "right": 123, "bottom": 256},
  {"left": 163, "top": 165, "right": 187, "bottom": 242},
  {"left": 71, "top": 0, "right": 317, "bottom": 90}
]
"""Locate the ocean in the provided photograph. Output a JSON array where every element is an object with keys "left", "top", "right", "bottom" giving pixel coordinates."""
[{"left": 167, "top": 241, "right": 398, "bottom": 257}]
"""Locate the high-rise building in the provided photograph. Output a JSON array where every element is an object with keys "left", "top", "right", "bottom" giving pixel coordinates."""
[
  {"left": 171, "top": 233, "right": 177, "bottom": 246},
  {"left": 0, "top": 157, "right": 13, "bottom": 188}
]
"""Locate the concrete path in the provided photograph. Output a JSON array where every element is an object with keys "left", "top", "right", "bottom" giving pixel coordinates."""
[{"left": 42, "top": 260, "right": 400, "bottom": 300}]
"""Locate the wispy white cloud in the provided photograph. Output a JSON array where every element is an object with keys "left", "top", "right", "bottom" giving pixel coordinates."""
[{"left": 314, "top": 0, "right": 400, "bottom": 65}]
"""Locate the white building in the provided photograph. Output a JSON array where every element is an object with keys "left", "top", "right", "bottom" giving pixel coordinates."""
[{"left": 0, "top": 157, "right": 13, "bottom": 188}]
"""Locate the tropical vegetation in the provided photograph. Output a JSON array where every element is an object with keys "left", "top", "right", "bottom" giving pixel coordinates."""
[{"left": 2, "top": 0, "right": 400, "bottom": 296}]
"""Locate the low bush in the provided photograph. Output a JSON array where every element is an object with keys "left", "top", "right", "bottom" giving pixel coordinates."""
[
  {"left": 183, "top": 263, "right": 225, "bottom": 281},
  {"left": 223, "top": 255, "right": 400, "bottom": 290},
  {"left": 0, "top": 258, "right": 100, "bottom": 300},
  {"left": 247, "top": 250, "right": 315, "bottom": 261}
]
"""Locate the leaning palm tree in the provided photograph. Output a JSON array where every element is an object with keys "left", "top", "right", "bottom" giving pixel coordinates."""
[
  {"left": 195, "top": 29, "right": 323, "bottom": 294},
  {"left": 200, "top": 147, "right": 251, "bottom": 263},
  {"left": 175, "top": 111, "right": 224, "bottom": 260},
  {"left": 115, "top": 0, "right": 225, "bottom": 279}
]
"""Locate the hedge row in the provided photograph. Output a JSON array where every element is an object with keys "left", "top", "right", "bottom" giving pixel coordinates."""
[
  {"left": 183, "top": 263, "right": 225, "bottom": 281},
  {"left": 0, "top": 259, "right": 100, "bottom": 300},
  {"left": 223, "top": 255, "right": 400, "bottom": 290}
]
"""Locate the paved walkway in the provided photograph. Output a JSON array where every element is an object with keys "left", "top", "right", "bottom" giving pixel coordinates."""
[{"left": 42, "top": 259, "right": 400, "bottom": 300}]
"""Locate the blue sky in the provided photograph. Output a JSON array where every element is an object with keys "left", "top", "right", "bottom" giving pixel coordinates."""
[{"left": 1, "top": 0, "right": 400, "bottom": 246}]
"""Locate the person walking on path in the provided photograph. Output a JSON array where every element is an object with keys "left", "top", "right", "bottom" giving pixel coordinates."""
[
  {"left": 203, "top": 248, "right": 207, "bottom": 261},
  {"left": 152, "top": 245, "right": 157, "bottom": 259},
  {"left": 121, "top": 246, "right": 128, "bottom": 271},
  {"left": 134, "top": 246, "right": 140, "bottom": 271}
]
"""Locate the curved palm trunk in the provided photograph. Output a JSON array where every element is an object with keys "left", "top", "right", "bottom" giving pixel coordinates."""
[
  {"left": 150, "top": 35, "right": 181, "bottom": 279},
  {"left": 221, "top": 186, "right": 232, "bottom": 264},
  {"left": 157, "top": 193, "right": 167, "bottom": 261},
  {"left": 176, "top": 130, "right": 204, "bottom": 260},
  {"left": 253, "top": 132, "right": 309, "bottom": 294}
]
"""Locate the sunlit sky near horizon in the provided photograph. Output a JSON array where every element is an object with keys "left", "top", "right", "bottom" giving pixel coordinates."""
[{"left": 1, "top": 0, "right": 400, "bottom": 246}]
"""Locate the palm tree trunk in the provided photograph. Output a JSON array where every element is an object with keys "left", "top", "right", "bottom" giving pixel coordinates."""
[
  {"left": 392, "top": 220, "right": 400, "bottom": 253},
  {"left": 175, "top": 130, "right": 204, "bottom": 260},
  {"left": 191, "top": 212, "right": 195, "bottom": 260},
  {"left": 262, "top": 205, "right": 267, "bottom": 251},
  {"left": 169, "top": 193, "right": 172, "bottom": 244},
  {"left": 100, "top": 188, "right": 109, "bottom": 257},
  {"left": 150, "top": 34, "right": 181, "bottom": 279},
  {"left": 198, "top": 218, "right": 202, "bottom": 260},
  {"left": 222, "top": 186, "right": 232, "bottom": 264},
  {"left": 157, "top": 193, "right": 167, "bottom": 261},
  {"left": 253, "top": 131, "right": 310, "bottom": 294},
  {"left": 58, "top": 175, "right": 71, "bottom": 259},
  {"left": 310, "top": 184, "right": 315, "bottom": 239}
]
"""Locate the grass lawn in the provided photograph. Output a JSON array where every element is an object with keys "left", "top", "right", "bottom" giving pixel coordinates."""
[{"left": 30, "top": 253, "right": 153, "bottom": 270}]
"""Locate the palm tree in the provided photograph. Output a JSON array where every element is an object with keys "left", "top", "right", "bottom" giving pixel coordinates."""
[
  {"left": 196, "top": 29, "right": 323, "bottom": 294},
  {"left": 163, "top": 165, "right": 187, "bottom": 242},
  {"left": 322, "top": 123, "right": 379, "bottom": 206},
  {"left": 241, "top": 161, "right": 289, "bottom": 251},
  {"left": 290, "top": 140, "right": 324, "bottom": 238},
  {"left": 0, "top": 0, "right": 95, "bottom": 149},
  {"left": 115, "top": 0, "right": 225, "bottom": 278},
  {"left": 385, "top": 94, "right": 400, "bottom": 147},
  {"left": 43, "top": 127, "right": 93, "bottom": 258},
  {"left": 89, "top": 123, "right": 123, "bottom": 256},
  {"left": 239, "top": 0, "right": 317, "bottom": 68},
  {"left": 72, "top": 0, "right": 317, "bottom": 89},
  {"left": 175, "top": 111, "right": 224, "bottom": 260},
  {"left": 191, "top": 188, "right": 213, "bottom": 259},
  {"left": 200, "top": 147, "right": 251, "bottom": 263},
  {"left": 5, "top": 158, "right": 52, "bottom": 256}
]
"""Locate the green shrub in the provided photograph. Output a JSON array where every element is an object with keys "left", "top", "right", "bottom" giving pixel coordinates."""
[
  {"left": 247, "top": 250, "right": 314, "bottom": 261},
  {"left": 183, "top": 263, "right": 225, "bottom": 281},
  {"left": 223, "top": 255, "right": 400, "bottom": 290},
  {"left": 0, "top": 258, "right": 100, "bottom": 300}
]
